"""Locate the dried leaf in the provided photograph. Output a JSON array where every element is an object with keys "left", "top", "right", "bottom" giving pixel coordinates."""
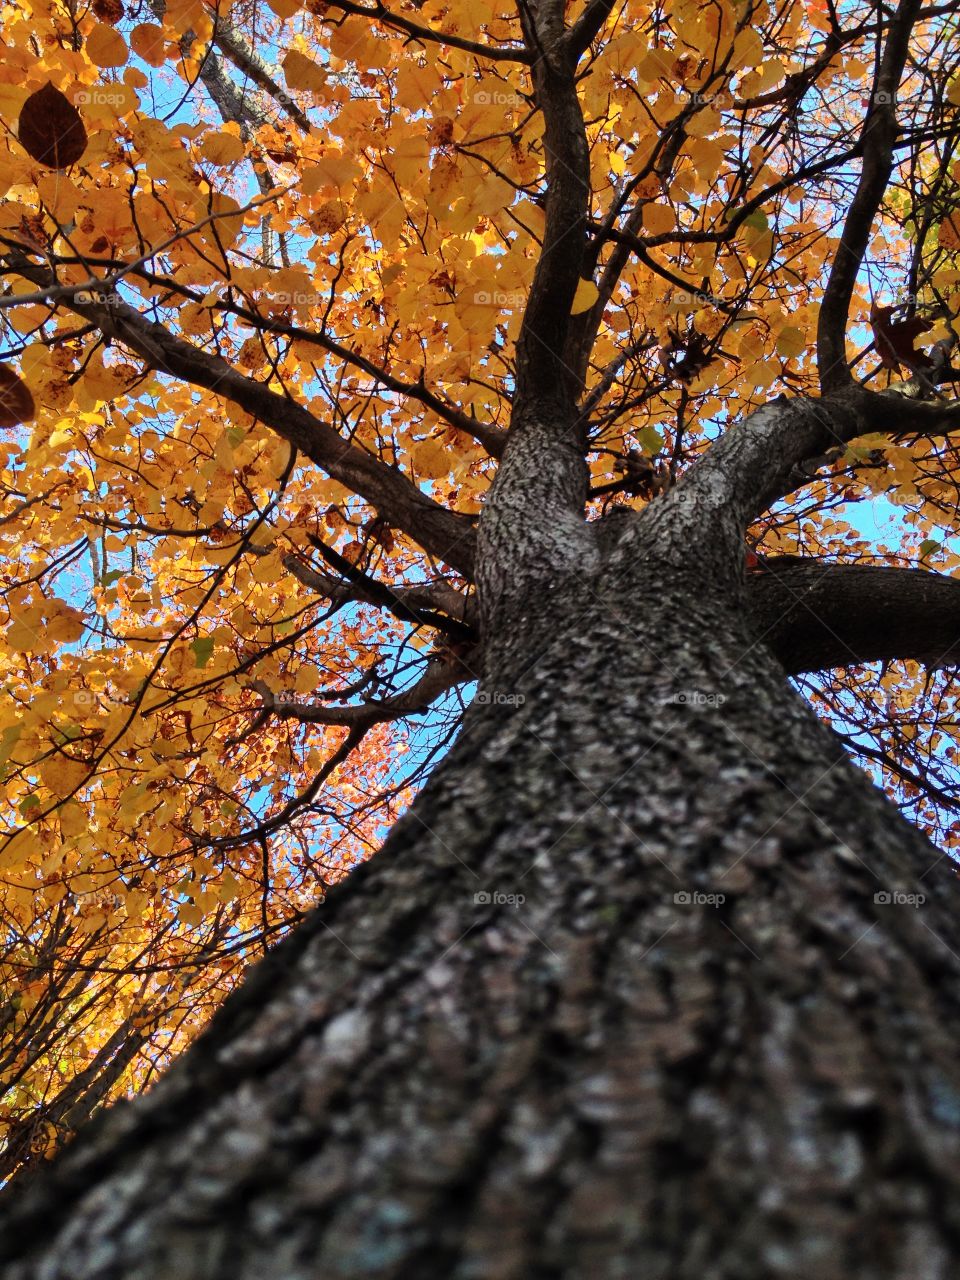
[
  {"left": 0, "top": 363, "right": 36, "bottom": 427},
  {"left": 870, "top": 303, "right": 933, "bottom": 371},
  {"left": 92, "top": 0, "right": 125, "bottom": 21},
  {"left": 17, "top": 83, "right": 87, "bottom": 169}
]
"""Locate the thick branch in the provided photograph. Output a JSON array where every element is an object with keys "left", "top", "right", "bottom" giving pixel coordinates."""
[
  {"left": 512, "top": 3, "right": 591, "bottom": 421},
  {"left": 639, "top": 385, "right": 960, "bottom": 580},
  {"left": 816, "top": 0, "right": 923, "bottom": 391},
  {"left": 657, "top": 378, "right": 960, "bottom": 554},
  {"left": 212, "top": 16, "right": 312, "bottom": 132},
  {"left": 749, "top": 559, "right": 960, "bottom": 675},
  {"left": 565, "top": 0, "right": 617, "bottom": 60},
  {"left": 476, "top": 1, "right": 597, "bottom": 640}
]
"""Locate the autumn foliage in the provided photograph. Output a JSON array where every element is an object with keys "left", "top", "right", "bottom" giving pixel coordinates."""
[{"left": 0, "top": 0, "right": 959, "bottom": 1177}]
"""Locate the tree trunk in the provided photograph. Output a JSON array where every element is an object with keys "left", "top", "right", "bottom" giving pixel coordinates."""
[{"left": 3, "top": 512, "right": 960, "bottom": 1279}]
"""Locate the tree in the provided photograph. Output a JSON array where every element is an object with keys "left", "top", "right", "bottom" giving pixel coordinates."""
[{"left": 3, "top": 0, "right": 960, "bottom": 1271}]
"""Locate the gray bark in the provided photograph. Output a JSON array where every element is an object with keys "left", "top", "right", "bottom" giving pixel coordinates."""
[
  {"left": 2, "top": 463, "right": 960, "bottom": 1278},
  {"left": 4, "top": 3, "right": 960, "bottom": 1272},
  {"left": 749, "top": 559, "right": 960, "bottom": 674}
]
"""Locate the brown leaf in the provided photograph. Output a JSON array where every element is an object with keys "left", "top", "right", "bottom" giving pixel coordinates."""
[
  {"left": 0, "top": 364, "right": 36, "bottom": 428},
  {"left": 16, "top": 215, "right": 51, "bottom": 252},
  {"left": 17, "top": 83, "right": 88, "bottom": 170},
  {"left": 92, "top": 0, "right": 125, "bottom": 21},
  {"left": 870, "top": 302, "right": 933, "bottom": 371},
  {"left": 661, "top": 328, "right": 714, "bottom": 383}
]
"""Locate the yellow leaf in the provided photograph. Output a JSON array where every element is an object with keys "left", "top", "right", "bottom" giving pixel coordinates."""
[
  {"left": 251, "top": 555, "right": 281, "bottom": 584},
  {"left": 130, "top": 23, "right": 166, "bottom": 67},
  {"left": 686, "top": 109, "right": 721, "bottom": 138},
  {"left": 775, "top": 326, "right": 806, "bottom": 359},
  {"left": 643, "top": 203, "right": 675, "bottom": 237},
  {"left": 216, "top": 873, "right": 241, "bottom": 903},
  {"left": 328, "top": 18, "right": 380, "bottom": 69},
  {"left": 730, "top": 29, "right": 763, "bottom": 71},
  {"left": 939, "top": 216, "right": 960, "bottom": 252},
  {"left": 8, "top": 618, "right": 43, "bottom": 652},
  {"left": 87, "top": 23, "right": 128, "bottom": 67},
  {"left": 41, "top": 757, "right": 89, "bottom": 799},
  {"left": 124, "top": 889, "right": 149, "bottom": 920},
  {"left": 200, "top": 130, "right": 246, "bottom": 166},
  {"left": 302, "top": 153, "right": 361, "bottom": 194},
  {"left": 742, "top": 359, "right": 779, "bottom": 390},
  {"left": 283, "top": 49, "right": 327, "bottom": 95},
  {"left": 47, "top": 605, "right": 85, "bottom": 643},
  {"left": 570, "top": 278, "right": 599, "bottom": 315},
  {"left": 58, "top": 802, "right": 87, "bottom": 839},
  {"left": 0, "top": 724, "right": 22, "bottom": 771},
  {"left": 413, "top": 436, "right": 451, "bottom": 478},
  {"left": 294, "top": 664, "right": 320, "bottom": 694},
  {"left": 178, "top": 901, "right": 203, "bottom": 926}
]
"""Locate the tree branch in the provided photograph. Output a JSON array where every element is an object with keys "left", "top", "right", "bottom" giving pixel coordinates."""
[
  {"left": 749, "top": 559, "right": 960, "bottom": 675},
  {"left": 251, "top": 654, "right": 464, "bottom": 726},
  {"left": 645, "top": 386, "right": 960, "bottom": 580},
  {"left": 476, "top": 0, "right": 598, "bottom": 639},
  {"left": 283, "top": 553, "right": 474, "bottom": 627},
  {"left": 512, "top": 1, "right": 591, "bottom": 420},
  {"left": 5, "top": 267, "right": 476, "bottom": 579},
  {"left": 304, "top": 533, "right": 475, "bottom": 642},
  {"left": 212, "top": 15, "right": 312, "bottom": 132},
  {"left": 322, "top": 1, "right": 531, "bottom": 63},
  {"left": 816, "top": 0, "right": 924, "bottom": 391},
  {"left": 564, "top": 0, "right": 617, "bottom": 60},
  {"left": 206, "top": 296, "right": 506, "bottom": 458}
]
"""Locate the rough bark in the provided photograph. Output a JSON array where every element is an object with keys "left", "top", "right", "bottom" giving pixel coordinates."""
[
  {"left": 2, "top": 478, "right": 960, "bottom": 1278},
  {"left": 749, "top": 559, "right": 960, "bottom": 674},
  {"left": 4, "top": 2, "right": 960, "bottom": 1271}
]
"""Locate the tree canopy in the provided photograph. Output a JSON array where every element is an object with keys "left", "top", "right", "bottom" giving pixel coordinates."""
[{"left": 1, "top": 0, "right": 960, "bottom": 1180}]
